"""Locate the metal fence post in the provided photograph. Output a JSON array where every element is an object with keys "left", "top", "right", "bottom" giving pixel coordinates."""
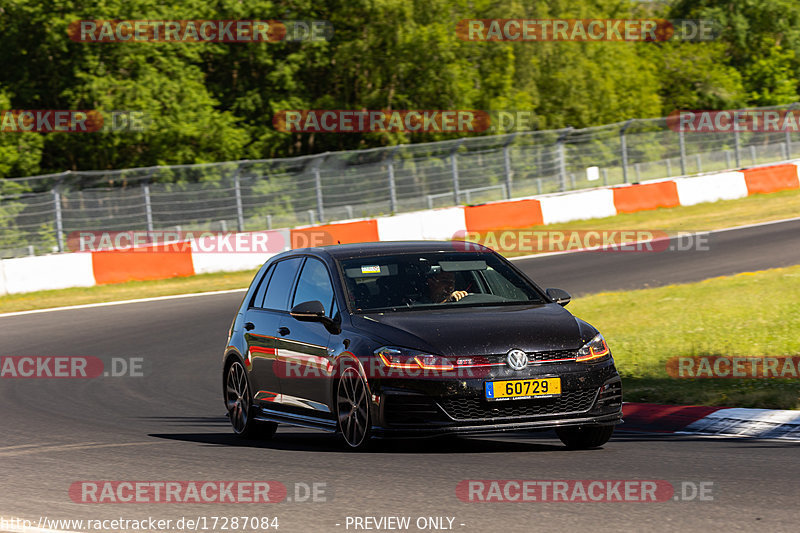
[
  {"left": 387, "top": 146, "right": 400, "bottom": 213},
  {"left": 734, "top": 129, "right": 741, "bottom": 168},
  {"left": 620, "top": 119, "right": 634, "bottom": 184},
  {"left": 679, "top": 129, "right": 687, "bottom": 175},
  {"left": 785, "top": 103, "right": 797, "bottom": 160},
  {"left": 52, "top": 182, "right": 64, "bottom": 253},
  {"left": 233, "top": 166, "right": 244, "bottom": 232},
  {"left": 556, "top": 128, "right": 572, "bottom": 192},
  {"left": 503, "top": 133, "right": 517, "bottom": 199},
  {"left": 311, "top": 154, "right": 327, "bottom": 223},
  {"left": 450, "top": 140, "right": 464, "bottom": 205},
  {"left": 143, "top": 182, "right": 154, "bottom": 233}
]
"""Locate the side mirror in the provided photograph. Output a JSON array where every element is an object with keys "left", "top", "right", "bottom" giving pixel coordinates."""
[
  {"left": 290, "top": 300, "right": 341, "bottom": 334},
  {"left": 545, "top": 288, "right": 571, "bottom": 307},
  {"left": 290, "top": 300, "right": 326, "bottom": 320}
]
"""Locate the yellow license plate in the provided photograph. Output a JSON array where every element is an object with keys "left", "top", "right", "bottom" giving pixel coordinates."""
[{"left": 485, "top": 377, "right": 561, "bottom": 401}]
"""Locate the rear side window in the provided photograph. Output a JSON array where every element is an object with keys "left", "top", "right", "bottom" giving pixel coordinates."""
[
  {"left": 292, "top": 258, "right": 335, "bottom": 316},
  {"left": 250, "top": 264, "right": 275, "bottom": 308},
  {"left": 262, "top": 257, "right": 303, "bottom": 311}
]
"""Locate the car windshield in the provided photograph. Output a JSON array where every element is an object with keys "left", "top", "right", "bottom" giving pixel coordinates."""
[{"left": 338, "top": 252, "right": 546, "bottom": 312}]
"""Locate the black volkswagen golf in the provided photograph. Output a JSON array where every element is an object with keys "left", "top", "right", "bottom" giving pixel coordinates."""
[{"left": 222, "top": 241, "right": 622, "bottom": 450}]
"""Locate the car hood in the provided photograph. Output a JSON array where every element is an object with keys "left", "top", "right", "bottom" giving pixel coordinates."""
[{"left": 354, "top": 303, "right": 594, "bottom": 356}]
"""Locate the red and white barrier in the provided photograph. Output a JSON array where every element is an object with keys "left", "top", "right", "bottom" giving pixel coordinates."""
[
  {"left": 538, "top": 188, "right": 617, "bottom": 224},
  {"left": 189, "top": 229, "right": 290, "bottom": 275},
  {"left": 2, "top": 253, "right": 95, "bottom": 295},
  {"left": 742, "top": 163, "right": 800, "bottom": 194},
  {"left": 674, "top": 171, "right": 749, "bottom": 206},
  {"left": 2, "top": 160, "right": 799, "bottom": 295},
  {"left": 376, "top": 207, "right": 466, "bottom": 241}
]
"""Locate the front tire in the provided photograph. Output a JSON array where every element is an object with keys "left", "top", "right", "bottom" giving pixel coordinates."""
[
  {"left": 336, "top": 367, "right": 372, "bottom": 450},
  {"left": 225, "top": 360, "right": 277, "bottom": 440},
  {"left": 556, "top": 425, "right": 614, "bottom": 449}
]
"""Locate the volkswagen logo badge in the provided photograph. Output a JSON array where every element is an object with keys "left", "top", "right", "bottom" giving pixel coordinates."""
[{"left": 506, "top": 349, "right": 528, "bottom": 371}]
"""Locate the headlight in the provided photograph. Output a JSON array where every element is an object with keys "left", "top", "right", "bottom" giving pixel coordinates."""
[
  {"left": 375, "top": 346, "right": 454, "bottom": 371},
  {"left": 576, "top": 334, "right": 611, "bottom": 362}
]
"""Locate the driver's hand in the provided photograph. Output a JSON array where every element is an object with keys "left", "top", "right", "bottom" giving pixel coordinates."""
[{"left": 448, "top": 290, "right": 468, "bottom": 302}]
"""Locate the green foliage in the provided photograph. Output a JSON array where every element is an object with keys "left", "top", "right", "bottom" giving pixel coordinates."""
[
  {"left": 669, "top": 0, "right": 800, "bottom": 106},
  {"left": 0, "top": 0, "right": 796, "bottom": 177}
]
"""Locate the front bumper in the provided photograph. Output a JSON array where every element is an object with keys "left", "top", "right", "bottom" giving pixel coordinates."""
[{"left": 369, "top": 359, "right": 622, "bottom": 438}]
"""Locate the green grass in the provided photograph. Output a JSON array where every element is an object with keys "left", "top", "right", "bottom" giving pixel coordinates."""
[{"left": 569, "top": 266, "right": 800, "bottom": 409}]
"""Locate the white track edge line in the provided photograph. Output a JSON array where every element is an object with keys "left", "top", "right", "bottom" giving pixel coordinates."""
[{"left": 0, "top": 288, "right": 247, "bottom": 318}]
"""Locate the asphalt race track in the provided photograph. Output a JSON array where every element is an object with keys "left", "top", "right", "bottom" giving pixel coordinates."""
[
  {"left": 1, "top": 219, "right": 800, "bottom": 532},
  {"left": 516, "top": 218, "right": 800, "bottom": 295}
]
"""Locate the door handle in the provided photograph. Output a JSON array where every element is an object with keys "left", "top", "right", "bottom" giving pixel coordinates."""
[
  {"left": 244, "top": 322, "right": 255, "bottom": 331},
  {"left": 278, "top": 326, "right": 291, "bottom": 336}
]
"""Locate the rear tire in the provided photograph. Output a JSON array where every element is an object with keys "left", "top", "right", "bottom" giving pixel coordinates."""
[
  {"left": 556, "top": 425, "right": 614, "bottom": 449},
  {"left": 225, "top": 360, "right": 277, "bottom": 440}
]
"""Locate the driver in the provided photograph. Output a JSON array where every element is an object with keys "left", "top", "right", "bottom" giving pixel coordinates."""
[{"left": 423, "top": 270, "right": 468, "bottom": 303}]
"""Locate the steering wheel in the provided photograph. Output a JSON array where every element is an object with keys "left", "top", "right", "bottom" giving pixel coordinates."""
[{"left": 453, "top": 293, "right": 509, "bottom": 304}]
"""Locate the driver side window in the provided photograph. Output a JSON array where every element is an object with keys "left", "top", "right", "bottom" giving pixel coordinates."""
[{"left": 292, "top": 258, "right": 336, "bottom": 317}]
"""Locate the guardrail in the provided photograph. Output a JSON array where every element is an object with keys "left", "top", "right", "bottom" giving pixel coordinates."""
[{"left": 1, "top": 103, "right": 799, "bottom": 258}]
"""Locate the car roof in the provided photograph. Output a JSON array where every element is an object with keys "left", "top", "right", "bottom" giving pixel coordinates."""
[{"left": 291, "top": 240, "right": 492, "bottom": 260}]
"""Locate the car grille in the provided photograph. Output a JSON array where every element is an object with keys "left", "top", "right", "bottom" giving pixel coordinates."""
[
  {"left": 438, "top": 389, "right": 598, "bottom": 421},
  {"left": 527, "top": 349, "right": 577, "bottom": 364},
  {"left": 383, "top": 394, "right": 447, "bottom": 426}
]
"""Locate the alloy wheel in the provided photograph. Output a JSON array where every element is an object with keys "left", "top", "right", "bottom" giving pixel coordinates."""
[
  {"left": 226, "top": 361, "right": 250, "bottom": 434},
  {"left": 336, "top": 367, "right": 370, "bottom": 448}
]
